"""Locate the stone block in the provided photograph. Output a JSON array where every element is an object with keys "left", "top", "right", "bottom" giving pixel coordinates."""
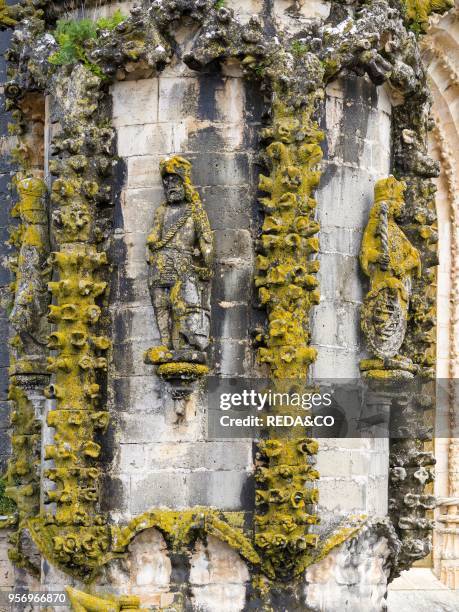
[
  {"left": 317, "top": 252, "right": 364, "bottom": 303},
  {"left": 212, "top": 303, "right": 249, "bottom": 341},
  {"left": 370, "top": 142, "right": 391, "bottom": 175},
  {"left": 0, "top": 400, "right": 11, "bottom": 429},
  {"left": 111, "top": 79, "right": 158, "bottom": 127},
  {"left": 127, "top": 156, "right": 163, "bottom": 189},
  {"left": 117, "top": 124, "right": 183, "bottom": 157},
  {"left": 0, "top": 557, "right": 14, "bottom": 587},
  {"left": 111, "top": 303, "right": 158, "bottom": 349},
  {"left": 201, "top": 185, "right": 252, "bottom": 231},
  {"left": 121, "top": 187, "right": 164, "bottom": 234},
  {"left": 319, "top": 438, "right": 374, "bottom": 451},
  {"left": 213, "top": 229, "right": 253, "bottom": 262},
  {"left": 212, "top": 339, "right": 251, "bottom": 377},
  {"left": 212, "top": 261, "right": 253, "bottom": 304},
  {"left": 100, "top": 474, "right": 130, "bottom": 513},
  {"left": 185, "top": 152, "right": 251, "bottom": 187},
  {"left": 365, "top": 476, "right": 388, "bottom": 514},
  {"left": 130, "top": 471, "right": 250, "bottom": 513},
  {"left": 136, "top": 441, "right": 252, "bottom": 472},
  {"left": 214, "top": 78, "right": 245, "bottom": 124},
  {"left": 186, "top": 123, "right": 248, "bottom": 154},
  {"left": 158, "top": 77, "right": 199, "bottom": 122},
  {"left": 311, "top": 346, "right": 363, "bottom": 379},
  {"left": 311, "top": 300, "right": 361, "bottom": 350},
  {"left": 316, "top": 449, "right": 353, "bottom": 478},
  {"left": 118, "top": 407, "right": 206, "bottom": 445},
  {"left": 317, "top": 164, "right": 375, "bottom": 231},
  {"left": 0, "top": 367, "right": 9, "bottom": 401},
  {"left": 110, "top": 265, "right": 150, "bottom": 305},
  {"left": 112, "top": 338, "right": 157, "bottom": 377},
  {"left": 113, "top": 375, "right": 163, "bottom": 415},
  {"left": 318, "top": 478, "right": 365, "bottom": 512},
  {"left": 118, "top": 443, "right": 147, "bottom": 472}
]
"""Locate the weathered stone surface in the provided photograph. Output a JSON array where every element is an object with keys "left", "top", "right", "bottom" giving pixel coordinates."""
[
  {"left": 0, "top": 0, "right": 451, "bottom": 604},
  {"left": 119, "top": 441, "right": 252, "bottom": 473},
  {"left": 305, "top": 525, "right": 391, "bottom": 612},
  {"left": 130, "top": 471, "right": 252, "bottom": 513},
  {"left": 111, "top": 79, "right": 159, "bottom": 127},
  {"left": 190, "top": 536, "right": 249, "bottom": 612}
]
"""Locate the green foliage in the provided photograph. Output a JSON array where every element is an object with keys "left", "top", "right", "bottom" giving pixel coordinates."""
[
  {"left": 214, "top": 0, "right": 226, "bottom": 8},
  {"left": 253, "top": 62, "right": 266, "bottom": 78},
  {"left": 291, "top": 40, "right": 309, "bottom": 58},
  {"left": 49, "top": 9, "right": 125, "bottom": 76},
  {"left": 408, "top": 21, "right": 422, "bottom": 36},
  {"left": 95, "top": 9, "right": 125, "bottom": 31},
  {"left": 0, "top": 478, "right": 16, "bottom": 515}
]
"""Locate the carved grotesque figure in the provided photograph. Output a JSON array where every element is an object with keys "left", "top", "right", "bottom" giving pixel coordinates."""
[
  {"left": 360, "top": 176, "right": 421, "bottom": 375},
  {"left": 145, "top": 156, "right": 213, "bottom": 382}
]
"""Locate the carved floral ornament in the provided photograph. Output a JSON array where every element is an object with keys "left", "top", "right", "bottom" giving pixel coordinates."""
[{"left": 0, "top": 0, "right": 450, "bottom": 606}]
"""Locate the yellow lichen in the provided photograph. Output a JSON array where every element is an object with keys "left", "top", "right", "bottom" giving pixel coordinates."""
[
  {"left": 360, "top": 176, "right": 422, "bottom": 374},
  {"left": 254, "top": 94, "right": 323, "bottom": 579},
  {"left": 255, "top": 100, "right": 323, "bottom": 380},
  {"left": 157, "top": 362, "right": 209, "bottom": 378},
  {"left": 403, "top": 0, "right": 454, "bottom": 33}
]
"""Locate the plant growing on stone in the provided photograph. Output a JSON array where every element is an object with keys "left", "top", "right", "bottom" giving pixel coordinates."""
[
  {"left": 0, "top": 478, "right": 16, "bottom": 515},
  {"left": 49, "top": 9, "right": 125, "bottom": 77},
  {"left": 291, "top": 40, "right": 308, "bottom": 58}
]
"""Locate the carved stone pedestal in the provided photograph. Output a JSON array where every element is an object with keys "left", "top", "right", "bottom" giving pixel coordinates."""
[{"left": 144, "top": 345, "right": 209, "bottom": 397}]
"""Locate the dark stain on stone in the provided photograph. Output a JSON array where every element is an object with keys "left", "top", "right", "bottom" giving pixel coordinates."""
[
  {"left": 317, "top": 160, "right": 338, "bottom": 191},
  {"left": 112, "top": 157, "right": 127, "bottom": 231},
  {"left": 240, "top": 473, "right": 255, "bottom": 510},
  {"left": 99, "top": 474, "right": 128, "bottom": 513},
  {"left": 197, "top": 73, "right": 224, "bottom": 121},
  {"left": 342, "top": 75, "right": 372, "bottom": 165}
]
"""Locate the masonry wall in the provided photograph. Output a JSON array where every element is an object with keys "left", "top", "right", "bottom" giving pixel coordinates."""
[
  {"left": 313, "top": 76, "right": 391, "bottom": 518},
  {"left": 97, "top": 67, "right": 393, "bottom": 524},
  {"left": 105, "top": 56, "right": 262, "bottom": 518},
  {"left": 1, "top": 0, "right": 408, "bottom": 608}
]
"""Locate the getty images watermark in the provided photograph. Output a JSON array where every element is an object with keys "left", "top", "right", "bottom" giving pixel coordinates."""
[
  {"left": 207, "top": 377, "right": 455, "bottom": 439},
  {"left": 218, "top": 389, "right": 335, "bottom": 429}
]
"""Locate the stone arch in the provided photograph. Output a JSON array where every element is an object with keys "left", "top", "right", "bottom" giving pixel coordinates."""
[{"left": 423, "top": 7, "right": 459, "bottom": 588}]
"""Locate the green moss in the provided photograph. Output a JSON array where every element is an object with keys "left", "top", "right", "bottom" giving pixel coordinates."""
[
  {"left": 291, "top": 40, "right": 308, "bottom": 58},
  {"left": 214, "top": 0, "right": 226, "bottom": 8},
  {"left": 0, "top": 478, "right": 16, "bottom": 515},
  {"left": 0, "top": 0, "right": 17, "bottom": 28},
  {"left": 49, "top": 10, "right": 126, "bottom": 77},
  {"left": 402, "top": 0, "right": 454, "bottom": 34}
]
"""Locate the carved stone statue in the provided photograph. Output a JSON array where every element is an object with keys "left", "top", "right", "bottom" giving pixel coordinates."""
[
  {"left": 360, "top": 176, "right": 421, "bottom": 378},
  {"left": 145, "top": 156, "right": 213, "bottom": 383}
]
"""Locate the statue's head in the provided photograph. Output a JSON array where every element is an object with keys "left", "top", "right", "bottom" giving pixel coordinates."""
[
  {"left": 160, "top": 156, "right": 191, "bottom": 204},
  {"left": 374, "top": 175, "right": 406, "bottom": 203},
  {"left": 374, "top": 175, "right": 406, "bottom": 217}
]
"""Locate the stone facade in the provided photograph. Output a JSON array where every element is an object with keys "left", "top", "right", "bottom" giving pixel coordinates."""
[{"left": 0, "top": 0, "right": 458, "bottom": 610}]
